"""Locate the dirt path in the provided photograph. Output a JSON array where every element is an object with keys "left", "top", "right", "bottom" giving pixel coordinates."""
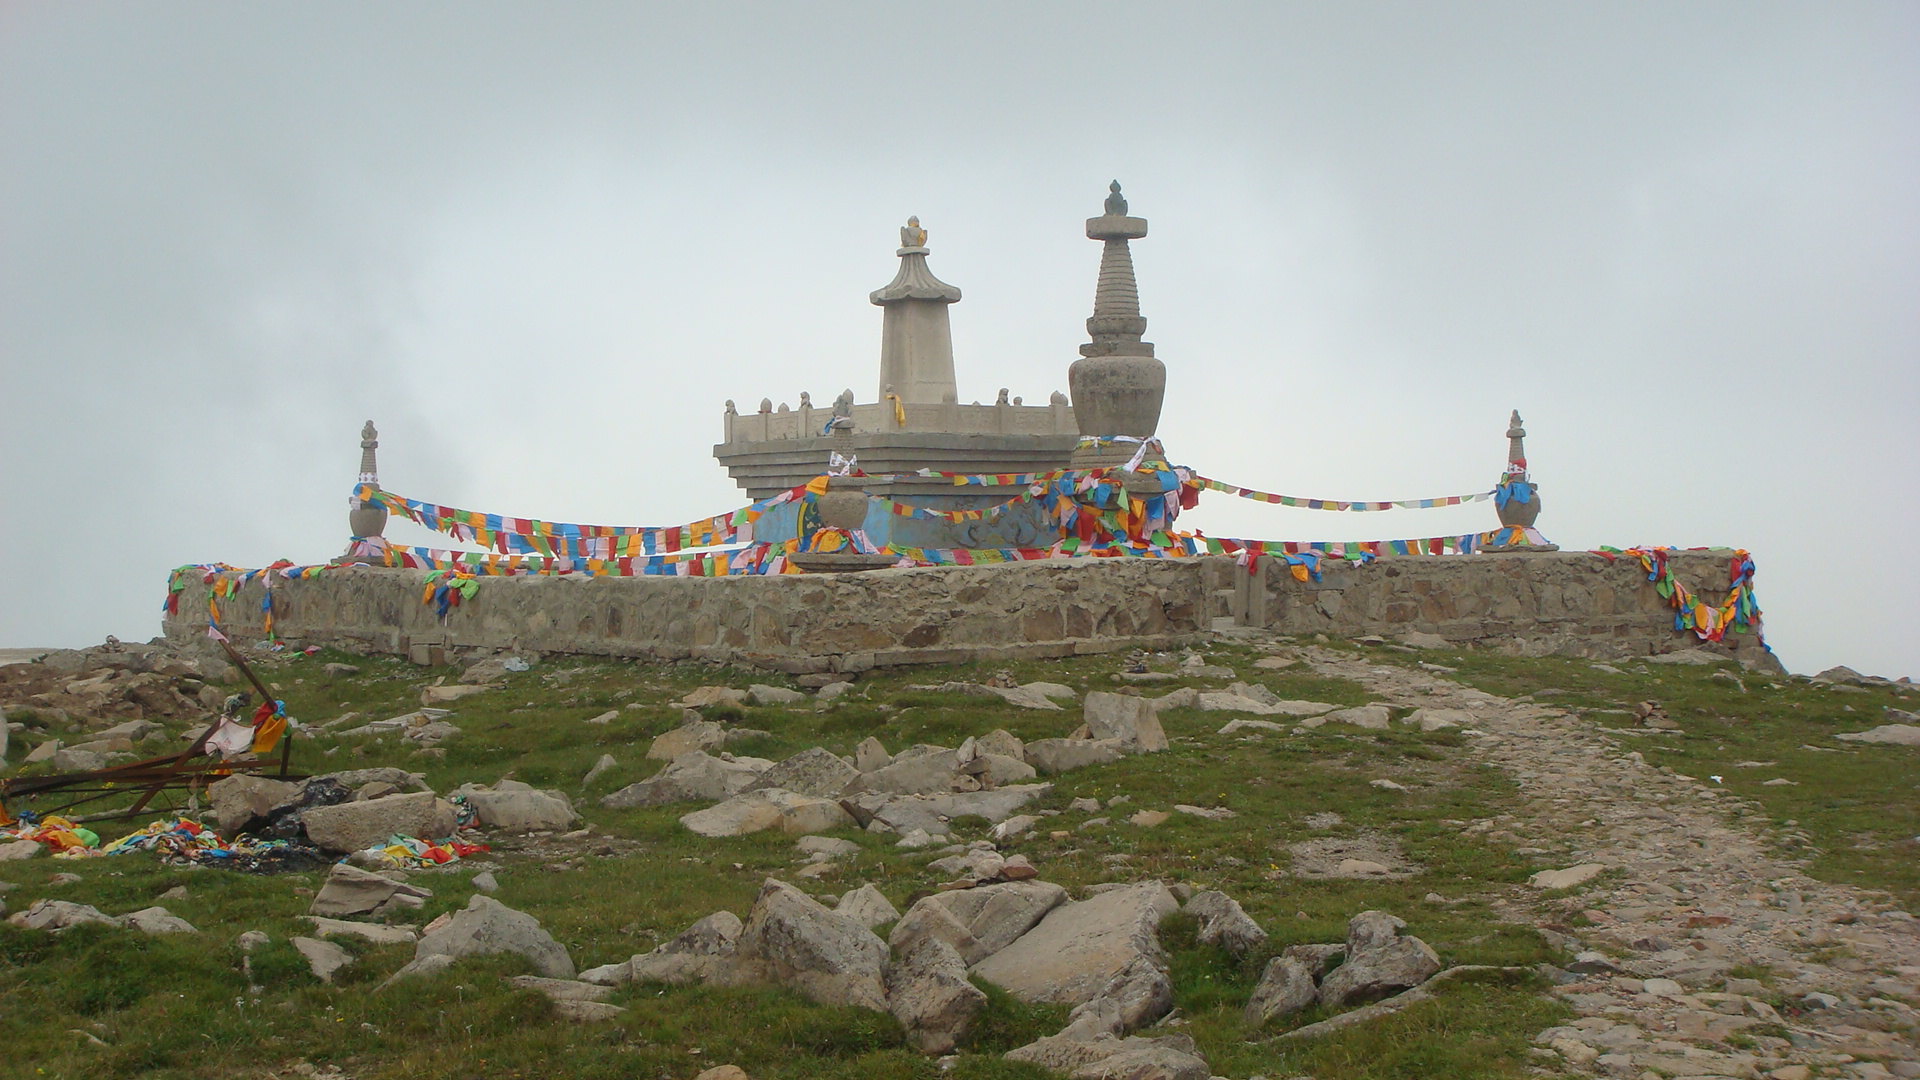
[{"left": 1295, "top": 645, "right": 1920, "bottom": 1079}]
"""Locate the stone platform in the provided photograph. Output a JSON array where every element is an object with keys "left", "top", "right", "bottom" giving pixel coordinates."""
[{"left": 161, "top": 550, "right": 1772, "bottom": 674}]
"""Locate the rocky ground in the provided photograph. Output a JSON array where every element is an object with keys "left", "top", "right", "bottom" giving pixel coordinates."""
[
  {"left": 1292, "top": 644, "right": 1920, "bottom": 1080},
  {"left": 0, "top": 632, "right": 1913, "bottom": 1080}
]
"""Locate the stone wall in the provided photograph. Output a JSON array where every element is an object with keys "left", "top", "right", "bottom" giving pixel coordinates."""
[
  {"left": 1232, "top": 547, "right": 1774, "bottom": 668},
  {"left": 161, "top": 550, "right": 1774, "bottom": 673},
  {"left": 165, "top": 558, "right": 1219, "bottom": 674}
]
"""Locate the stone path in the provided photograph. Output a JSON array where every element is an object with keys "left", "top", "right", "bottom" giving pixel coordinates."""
[{"left": 1291, "top": 644, "right": 1919, "bottom": 1080}]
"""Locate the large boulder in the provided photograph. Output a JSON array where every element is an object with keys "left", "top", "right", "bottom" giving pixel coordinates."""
[
  {"left": 852, "top": 736, "right": 891, "bottom": 772},
  {"left": 849, "top": 747, "right": 961, "bottom": 796},
  {"left": 584, "top": 910, "right": 745, "bottom": 986},
  {"left": 8, "top": 899, "right": 119, "bottom": 931},
  {"left": 886, "top": 936, "right": 987, "bottom": 1054},
  {"left": 732, "top": 879, "right": 889, "bottom": 1011},
  {"left": 301, "top": 792, "right": 456, "bottom": 852},
  {"left": 961, "top": 752, "right": 1039, "bottom": 787},
  {"left": 1005, "top": 1029, "right": 1211, "bottom": 1080},
  {"left": 601, "top": 751, "right": 769, "bottom": 808},
  {"left": 1024, "top": 739, "right": 1125, "bottom": 775},
  {"left": 457, "top": 782, "right": 579, "bottom": 832},
  {"left": 123, "top": 906, "right": 198, "bottom": 935},
  {"left": 1834, "top": 724, "right": 1920, "bottom": 746},
  {"left": 747, "top": 684, "right": 805, "bottom": 706},
  {"left": 1081, "top": 693, "right": 1168, "bottom": 752},
  {"left": 743, "top": 747, "right": 860, "bottom": 798},
  {"left": 971, "top": 883, "right": 1178, "bottom": 1006},
  {"left": 855, "top": 783, "right": 1053, "bottom": 837},
  {"left": 1244, "top": 955, "right": 1317, "bottom": 1023},
  {"left": 309, "top": 863, "right": 433, "bottom": 919},
  {"left": 1183, "top": 890, "right": 1268, "bottom": 955},
  {"left": 413, "top": 895, "right": 574, "bottom": 979},
  {"left": 1316, "top": 910, "right": 1441, "bottom": 1008},
  {"left": 670, "top": 686, "right": 748, "bottom": 710},
  {"left": 834, "top": 884, "right": 901, "bottom": 930},
  {"left": 1068, "top": 953, "right": 1174, "bottom": 1034},
  {"left": 890, "top": 880, "right": 1068, "bottom": 965},
  {"left": 680, "top": 789, "right": 856, "bottom": 838},
  {"left": 648, "top": 720, "right": 729, "bottom": 761}
]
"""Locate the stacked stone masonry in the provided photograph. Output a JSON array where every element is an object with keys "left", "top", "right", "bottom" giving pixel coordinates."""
[{"left": 162, "top": 550, "right": 1769, "bottom": 673}]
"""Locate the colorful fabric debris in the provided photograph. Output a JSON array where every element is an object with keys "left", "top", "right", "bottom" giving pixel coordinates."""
[
  {"left": 1, "top": 815, "right": 100, "bottom": 854},
  {"left": 355, "top": 834, "right": 490, "bottom": 870}
]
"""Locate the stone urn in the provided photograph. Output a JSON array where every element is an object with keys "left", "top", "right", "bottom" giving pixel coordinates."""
[
  {"left": 1068, "top": 354, "right": 1166, "bottom": 440},
  {"left": 1496, "top": 482, "right": 1541, "bottom": 528},
  {"left": 815, "top": 487, "right": 872, "bottom": 533},
  {"left": 348, "top": 499, "right": 388, "bottom": 540},
  {"left": 792, "top": 485, "right": 896, "bottom": 573}
]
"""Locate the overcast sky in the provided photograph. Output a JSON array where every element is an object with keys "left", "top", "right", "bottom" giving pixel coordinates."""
[{"left": 2, "top": 3, "right": 1914, "bottom": 677}]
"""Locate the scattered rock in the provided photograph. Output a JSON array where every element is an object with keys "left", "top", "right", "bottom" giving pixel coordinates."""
[
  {"left": 309, "top": 863, "right": 433, "bottom": 919},
  {"left": 581, "top": 753, "right": 617, "bottom": 787},
  {"left": 1184, "top": 890, "right": 1268, "bottom": 955},
  {"left": 122, "top": 906, "right": 197, "bottom": 934},
  {"left": 972, "top": 882, "right": 1177, "bottom": 1006},
  {"left": 648, "top": 720, "right": 730, "bottom": 761},
  {"left": 1834, "top": 724, "right": 1920, "bottom": 746},
  {"left": 1081, "top": 693, "right": 1168, "bottom": 751},
  {"left": 456, "top": 782, "right": 580, "bottom": 832},
  {"left": 9, "top": 899, "right": 118, "bottom": 930},
  {"left": 1529, "top": 863, "right": 1607, "bottom": 890},
  {"left": 505, "top": 974, "right": 614, "bottom": 1002},
  {"left": 834, "top": 884, "right": 900, "bottom": 929},
  {"left": 1324, "top": 705, "right": 1393, "bottom": 729},
  {"left": 1245, "top": 954, "right": 1318, "bottom": 1023},
  {"left": 671, "top": 686, "right": 748, "bottom": 710},
  {"left": 891, "top": 880, "right": 1069, "bottom": 966},
  {"left": 748, "top": 684, "right": 805, "bottom": 706},
  {"left": 743, "top": 747, "right": 860, "bottom": 798},
  {"left": 413, "top": 895, "right": 573, "bottom": 979},
  {"left": 853, "top": 736, "right": 891, "bottom": 772},
  {"left": 886, "top": 936, "right": 987, "bottom": 1053},
  {"left": 1317, "top": 910, "right": 1441, "bottom": 1008},
  {"left": 302, "top": 792, "right": 456, "bottom": 853},
  {"left": 305, "top": 916, "right": 418, "bottom": 945},
  {"left": 681, "top": 789, "right": 856, "bottom": 838},
  {"left": 1024, "top": 738, "right": 1126, "bottom": 775},
  {"left": 293, "top": 936, "right": 355, "bottom": 982},
  {"left": 584, "top": 910, "right": 744, "bottom": 986},
  {"left": 601, "top": 750, "right": 771, "bottom": 808},
  {"left": 732, "top": 879, "right": 889, "bottom": 1011}
]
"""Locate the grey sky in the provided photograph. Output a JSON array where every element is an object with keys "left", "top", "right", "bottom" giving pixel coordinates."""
[{"left": 2, "top": 3, "right": 1914, "bottom": 676}]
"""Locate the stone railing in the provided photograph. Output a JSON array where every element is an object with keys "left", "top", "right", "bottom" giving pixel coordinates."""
[{"left": 723, "top": 399, "right": 1076, "bottom": 444}]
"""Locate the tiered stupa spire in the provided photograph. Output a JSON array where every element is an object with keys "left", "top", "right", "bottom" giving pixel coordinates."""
[
  {"left": 1070, "top": 181, "right": 1167, "bottom": 469},
  {"left": 1082, "top": 181, "right": 1153, "bottom": 359}
]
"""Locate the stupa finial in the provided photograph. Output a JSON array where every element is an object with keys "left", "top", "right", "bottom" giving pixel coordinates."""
[{"left": 1104, "top": 180, "right": 1127, "bottom": 216}]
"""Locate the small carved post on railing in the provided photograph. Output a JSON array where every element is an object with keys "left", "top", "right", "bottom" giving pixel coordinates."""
[{"left": 1484, "top": 409, "right": 1556, "bottom": 551}]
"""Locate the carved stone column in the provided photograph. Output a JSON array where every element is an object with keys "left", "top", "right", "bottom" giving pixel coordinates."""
[{"left": 871, "top": 216, "right": 962, "bottom": 407}]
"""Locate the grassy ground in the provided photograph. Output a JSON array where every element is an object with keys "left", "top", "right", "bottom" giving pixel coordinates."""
[{"left": 12, "top": 637, "right": 1902, "bottom": 1079}]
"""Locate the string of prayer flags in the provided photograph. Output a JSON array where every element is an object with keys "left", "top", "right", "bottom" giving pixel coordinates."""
[
  {"left": 1191, "top": 475, "right": 1495, "bottom": 512},
  {"left": 1590, "top": 547, "right": 1765, "bottom": 646}
]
